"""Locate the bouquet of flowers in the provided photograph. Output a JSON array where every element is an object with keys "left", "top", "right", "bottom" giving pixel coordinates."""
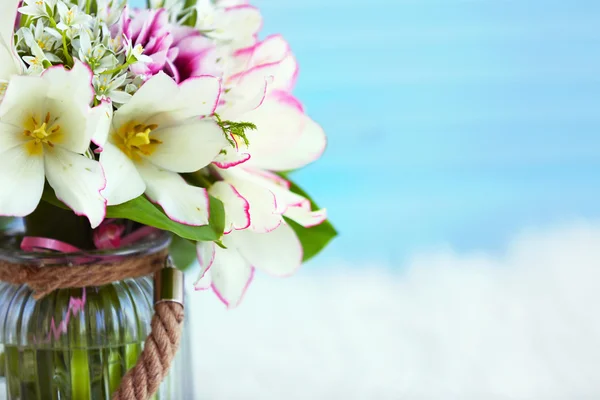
[{"left": 0, "top": 0, "right": 336, "bottom": 309}]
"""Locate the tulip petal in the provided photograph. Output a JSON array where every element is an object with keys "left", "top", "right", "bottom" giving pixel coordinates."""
[
  {"left": 137, "top": 161, "right": 210, "bottom": 226},
  {"left": 209, "top": 181, "right": 250, "bottom": 234},
  {"left": 176, "top": 75, "right": 221, "bottom": 116},
  {"left": 194, "top": 241, "right": 216, "bottom": 290},
  {"left": 0, "top": 67, "right": 98, "bottom": 154},
  {"left": 233, "top": 34, "right": 290, "bottom": 72},
  {"left": 234, "top": 222, "right": 303, "bottom": 277},
  {"left": 212, "top": 146, "right": 251, "bottom": 169},
  {"left": 284, "top": 206, "right": 328, "bottom": 228},
  {"left": 0, "top": 75, "right": 48, "bottom": 126},
  {"left": 0, "top": 143, "right": 44, "bottom": 217},
  {"left": 0, "top": 0, "right": 19, "bottom": 50},
  {"left": 100, "top": 142, "right": 146, "bottom": 206},
  {"left": 245, "top": 92, "right": 327, "bottom": 171},
  {"left": 44, "top": 146, "right": 106, "bottom": 228},
  {"left": 210, "top": 244, "right": 255, "bottom": 308},
  {"left": 115, "top": 73, "right": 220, "bottom": 128},
  {"left": 227, "top": 168, "right": 326, "bottom": 224},
  {"left": 220, "top": 168, "right": 282, "bottom": 233},
  {"left": 0, "top": 122, "right": 27, "bottom": 153},
  {"left": 90, "top": 100, "right": 113, "bottom": 149},
  {"left": 0, "top": 38, "right": 19, "bottom": 80},
  {"left": 145, "top": 120, "right": 226, "bottom": 173},
  {"left": 113, "top": 73, "right": 177, "bottom": 126},
  {"left": 0, "top": 0, "right": 22, "bottom": 79},
  {"left": 44, "top": 61, "right": 95, "bottom": 107},
  {"left": 220, "top": 6, "right": 262, "bottom": 49}
]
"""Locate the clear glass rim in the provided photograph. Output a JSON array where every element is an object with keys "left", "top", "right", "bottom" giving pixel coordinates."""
[{"left": 0, "top": 229, "right": 171, "bottom": 266}]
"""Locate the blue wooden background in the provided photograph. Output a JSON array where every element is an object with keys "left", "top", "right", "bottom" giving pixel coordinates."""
[
  {"left": 131, "top": 0, "right": 600, "bottom": 265},
  {"left": 255, "top": 0, "right": 600, "bottom": 265}
]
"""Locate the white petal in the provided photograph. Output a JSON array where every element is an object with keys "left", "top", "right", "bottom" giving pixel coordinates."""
[
  {"left": 0, "top": 38, "right": 19, "bottom": 80},
  {"left": 209, "top": 181, "right": 250, "bottom": 234},
  {"left": 0, "top": 71, "right": 96, "bottom": 154},
  {"left": 218, "top": 6, "right": 262, "bottom": 49},
  {"left": 227, "top": 52, "right": 297, "bottom": 98},
  {"left": 137, "top": 161, "right": 210, "bottom": 226},
  {"left": 210, "top": 244, "right": 255, "bottom": 308},
  {"left": 107, "top": 90, "right": 132, "bottom": 104},
  {"left": 254, "top": 116, "right": 326, "bottom": 171},
  {"left": 0, "top": 122, "right": 27, "bottom": 153},
  {"left": 99, "top": 143, "right": 146, "bottom": 206},
  {"left": 176, "top": 75, "right": 221, "bottom": 117},
  {"left": 44, "top": 146, "right": 106, "bottom": 228},
  {"left": 44, "top": 61, "right": 95, "bottom": 106},
  {"left": 114, "top": 73, "right": 220, "bottom": 128},
  {"left": 233, "top": 222, "right": 303, "bottom": 277},
  {"left": 271, "top": 53, "right": 299, "bottom": 92},
  {"left": 113, "top": 73, "right": 179, "bottom": 127},
  {"left": 194, "top": 241, "right": 216, "bottom": 290},
  {"left": 0, "top": 0, "right": 22, "bottom": 79},
  {"left": 0, "top": 0, "right": 19, "bottom": 50},
  {"left": 145, "top": 120, "right": 227, "bottom": 173},
  {"left": 49, "top": 102, "right": 96, "bottom": 154},
  {"left": 245, "top": 92, "right": 327, "bottom": 171},
  {"left": 212, "top": 144, "right": 251, "bottom": 169},
  {"left": 0, "top": 144, "right": 44, "bottom": 217},
  {"left": 43, "top": 64, "right": 101, "bottom": 153},
  {"left": 219, "top": 74, "right": 268, "bottom": 119},
  {"left": 233, "top": 34, "right": 290, "bottom": 72},
  {"left": 0, "top": 75, "right": 47, "bottom": 126},
  {"left": 222, "top": 171, "right": 282, "bottom": 233},
  {"left": 224, "top": 166, "right": 308, "bottom": 215},
  {"left": 284, "top": 206, "right": 327, "bottom": 228},
  {"left": 90, "top": 100, "right": 113, "bottom": 148}
]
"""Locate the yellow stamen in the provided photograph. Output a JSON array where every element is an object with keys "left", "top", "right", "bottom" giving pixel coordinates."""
[
  {"left": 114, "top": 121, "right": 162, "bottom": 161},
  {"left": 22, "top": 113, "right": 62, "bottom": 155}
]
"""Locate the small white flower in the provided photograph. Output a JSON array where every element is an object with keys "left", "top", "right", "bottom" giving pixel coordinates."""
[
  {"left": 18, "top": 0, "right": 57, "bottom": 19},
  {"left": 77, "top": 30, "right": 118, "bottom": 73},
  {"left": 0, "top": 62, "right": 109, "bottom": 227},
  {"left": 22, "top": 40, "right": 50, "bottom": 75},
  {"left": 56, "top": 1, "right": 92, "bottom": 34},
  {"left": 123, "top": 39, "right": 152, "bottom": 64},
  {"left": 30, "top": 20, "right": 58, "bottom": 52},
  {"left": 21, "top": 27, "right": 61, "bottom": 74},
  {"left": 96, "top": 0, "right": 126, "bottom": 26},
  {"left": 93, "top": 73, "right": 131, "bottom": 104}
]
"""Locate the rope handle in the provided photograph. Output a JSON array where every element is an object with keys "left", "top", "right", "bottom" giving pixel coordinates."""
[{"left": 112, "top": 260, "right": 185, "bottom": 400}]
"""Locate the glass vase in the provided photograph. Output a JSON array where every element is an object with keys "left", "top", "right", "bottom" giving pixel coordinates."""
[{"left": 0, "top": 228, "right": 183, "bottom": 399}]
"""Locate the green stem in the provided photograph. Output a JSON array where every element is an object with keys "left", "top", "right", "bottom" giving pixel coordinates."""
[
  {"left": 70, "top": 349, "right": 91, "bottom": 399},
  {"left": 5, "top": 346, "right": 20, "bottom": 399},
  {"left": 103, "top": 59, "right": 133, "bottom": 76},
  {"left": 47, "top": 17, "right": 73, "bottom": 67}
]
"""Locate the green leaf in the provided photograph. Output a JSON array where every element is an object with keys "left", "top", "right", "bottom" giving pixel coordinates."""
[
  {"left": 42, "top": 185, "right": 226, "bottom": 243},
  {"left": 169, "top": 235, "right": 198, "bottom": 271},
  {"left": 106, "top": 195, "right": 225, "bottom": 242},
  {"left": 208, "top": 194, "right": 226, "bottom": 238},
  {"left": 278, "top": 173, "right": 338, "bottom": 261},
  {"left": 285, "top": 217, "right": 337, "bottom": 262}
]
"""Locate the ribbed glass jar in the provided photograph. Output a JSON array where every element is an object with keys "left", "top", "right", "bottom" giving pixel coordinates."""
[{"left": 0, "top": 228, "right": 183, "bottom": 399}]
